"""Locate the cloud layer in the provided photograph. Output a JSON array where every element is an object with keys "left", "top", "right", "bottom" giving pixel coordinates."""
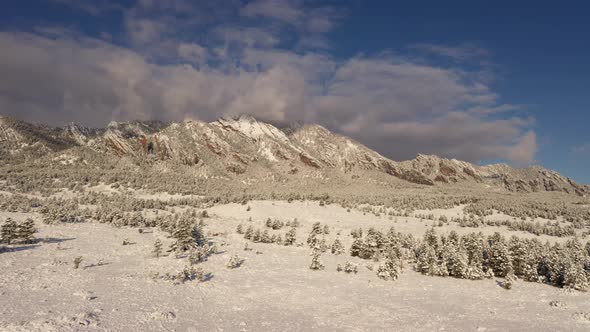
[{"left": 0, "top": 0, "right": 537, "bottom": 165}]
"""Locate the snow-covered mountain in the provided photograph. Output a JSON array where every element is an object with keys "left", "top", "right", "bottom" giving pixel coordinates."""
[{"left": 0, "top": 115, "right": 587, "bottom": 195}]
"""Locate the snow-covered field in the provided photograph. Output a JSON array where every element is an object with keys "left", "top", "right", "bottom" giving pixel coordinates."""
[{"left": 1, "top": 200, "right": 589, "bottom": 331}]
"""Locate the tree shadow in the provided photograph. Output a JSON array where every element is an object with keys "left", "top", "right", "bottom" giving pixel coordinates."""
[
  {"left": 495, "top": 280, "right": 509, "bottom": 289},
  {"left": 84, "top": 262, "right": 112, "bottom": 269},
  {"left": 36, "top": 237, "right": 76, "bottom": 244},
  {"left": 1, "top": 244, "right": 41, "bottom": 253}
]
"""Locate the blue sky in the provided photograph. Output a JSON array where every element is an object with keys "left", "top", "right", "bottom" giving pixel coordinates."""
[{"left": 1, "top": 0, "right": 589, "bottom": 183}]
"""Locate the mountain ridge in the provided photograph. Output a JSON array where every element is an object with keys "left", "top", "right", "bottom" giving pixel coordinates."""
[{"left": 1, "top": 114, "right": 587, "bottom": 196}]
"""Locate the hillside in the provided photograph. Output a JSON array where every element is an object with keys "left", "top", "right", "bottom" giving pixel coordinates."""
[{"left": 0, "top": 115, "right": 587, "bottom": 196}]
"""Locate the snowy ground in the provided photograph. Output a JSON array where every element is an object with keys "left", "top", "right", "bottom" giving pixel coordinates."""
[{"left": 1, "top": 201, "right": 589, "bottom": 331}]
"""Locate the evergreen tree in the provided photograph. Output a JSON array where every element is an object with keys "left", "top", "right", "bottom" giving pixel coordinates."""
[
  {"left": 463, "top": 233, "right": 485, "bottom": 280},
  {"left": 153, "top": 239, "right": 163, "bottom": 258},
  {"left": 424, "top": 227, "right": 439, "bottom": 251},
  {"left": 509, "top": 236, "right": 528, "bottom": 277},
  {"left": 236, "top": 224, "right": 244, "bottom": 234},
  {"left": 504, "top": 267, "right": 516, "bottom": 289},
  {"left": 309, "top": 249, "right": 324, "bottom": 270},
  {"left": 307, "top": 222, "right": 323, "bottom": 248},
  {"left": 488, "top": 233, "right": 513, "bottom": 277},
  {"left": 376, "top": 250, "right": 401, "bottom": 280},
  {"left": 1, "top": 218, "right": 18, "bottom": 244},
  {"left": 261, "top": 230, "right": 272, "bottom": 243},
  {"left": 361, "top": 228, "right": 386, "bottom": 259},
  {"left": 226, "top": 254, "right": 243, "bottom": 268},
  {"left": 253, "top": 229, "right": 262, "bottom": 242},
  {"left": 284, "top": 227, "right": 296, "bottom": 246},
  {"left": 16, "top": 218, "right": 37, "bottom": 244},
  {"left": 331, "top": 238, "right": 345, "bottom": 255},
  {"left": 446, "top": 242, "right": 468, "bottom": 279},
  {"left": 416, "top": 243, "right": 439, "bottom": 276},
  {"left": 350, "top": 238, "right": 364, "bottom": 257},
  {"left": 169, "top": 219, "right": 198, "bottom": 254},
  {"left": 244, "top": 225, "right": 254, "bottom": 240}
]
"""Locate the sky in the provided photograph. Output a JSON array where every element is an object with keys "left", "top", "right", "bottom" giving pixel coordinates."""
[{"left": 0, "top": 0, "right": 589, "bottom": 183}]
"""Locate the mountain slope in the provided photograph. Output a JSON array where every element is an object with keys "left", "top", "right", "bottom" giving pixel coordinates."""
[{"left": 0, "top": 115, "right": 587, "bottom": 196}]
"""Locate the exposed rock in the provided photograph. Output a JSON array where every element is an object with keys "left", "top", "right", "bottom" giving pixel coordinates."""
[{"left": 1, "top": 115, "right": 588, "bottom": 195}]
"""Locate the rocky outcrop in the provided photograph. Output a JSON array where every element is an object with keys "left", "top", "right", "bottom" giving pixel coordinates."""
[{"left": 1, "top": 115, "right": 588, "bottom": 195}]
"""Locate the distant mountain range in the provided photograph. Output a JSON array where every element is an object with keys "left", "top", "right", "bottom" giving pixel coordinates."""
[{"left": 1, "top": 114, "right": 588, "bottom": 196}]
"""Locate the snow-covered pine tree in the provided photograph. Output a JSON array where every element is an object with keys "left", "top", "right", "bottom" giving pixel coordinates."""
[
  {"left": 562, "top": 238, "right": 589, "bottom": 291},
  {"left": 307, "top": 222, "right": 323, "bottom": 248},
  {"left": 1, "top": 218, "right": 18, "bottom": 244},
  {"left": 488, "top": 233, "right": 513, "bottom": 277},
  {"left": 350, "top": 238, "right": 364, "bottom": 257},
  {"left": 284, "top": 227, "right": 296, "bottom": 246},
  {"left": 509, "top": 236, "right": 529, "bottom": 277},
  {"left": 261, "top": 230, "right": 272, "bottom": 243},
  {"left": 376, "top": 250, "right": 401, "bottom": 280},
  {"left": 16, "top": 218, "right": 37, "bottom": 244},
  {"left": 226, "top": 254, "right": 243, "bottom": 269},
  {"left": 331, "top": 238, "right": 345, "bottom": 255},
  {"left": 309, "top": 248, "right": 324, "bottom": 270},
  {"left": 169, "top": 219, "right": 198, "bottom": 254},
  {"left": 504, "top": 267, "right": 516, "bottom": 289},
  {"left": 153, "top": 239, "right": 163, "bottom": 258},
  {"left": 446, "top": 242, "right": 468, "bottom": 279},
  {"left": 416, "top": 243, "right": 439, "bottom": 276},
  {"left": 244, "top": 225, "right": 254, "bottom": 240},
  {"left": 361, "top": 228, "right": 386, "bottom": 260},
  {"left": 463, "top": 233, "right": 485, "bottom": 280},
  {"left": 253, "top": 229, "right": 262, "bottom": 243}
]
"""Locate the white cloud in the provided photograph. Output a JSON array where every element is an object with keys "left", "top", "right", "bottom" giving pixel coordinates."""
[
  {"left": 409, "top": 43, "right": 490, "bottom": 61},
  {"left": 241, "top": 0, "right": 303, "bottom": 24},
  {"left": 0, "top": 1, "right": 538, "bottom": 166},
  {"left": 177, "top": 43, "right": 208, "bottom": 64},
  {"left": 211, "top": 26, "right": 281, "bottom": 48}
]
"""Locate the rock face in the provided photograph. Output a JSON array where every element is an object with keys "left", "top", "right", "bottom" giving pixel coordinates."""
[{"left": 0, "top": 115, "right": 588, "bottom": 195}]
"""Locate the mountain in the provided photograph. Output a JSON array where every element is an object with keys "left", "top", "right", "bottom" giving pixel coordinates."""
[{"left": 0, "top": 114, "right": 587, "bottom": 196}]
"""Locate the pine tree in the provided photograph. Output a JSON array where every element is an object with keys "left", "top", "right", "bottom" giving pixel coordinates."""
[
  {"left": 361, "top": 228, "right": 386, "bottom": 259},
  {"left": 244, "top": 225, "right": 254, "bottom": 240},
  {"left": 376, "top": 250, "right": 400, "bottom": 280},
  {"left": 446, "top": 243, "right": 468, "bottom": 279},
  {"left": 1, "top": 218, "right": 18, "bottom": 244},
  {"left": 16, "top": 218, "right": 37, "bottom": 244},
  {"left": 253, "top": 229, "right": 262, "bottom": 242},
  {"left": 424, "top": 227, "right": 439, "bottom": 251},
  {"left": 309, "top": 248, "right": 324, "bottom": 270},
  {"left": 261, "top": 230, "right": 272, "bottom": 243},
  {"left": 226, "top": 254, "right": 243, "bottom": 268},
  {"left": 169, "top": 219, "right": 198, "bottom": 254},
  {"left": 331, "top": 238, "right": 345, "bottom": 255},
  {"left": 344, "top": 261, "right": 358, "bottom": 274},
  {"left": 153, "top": 239, "right": 163, "bottom": 258},
  {"left": 504, "top": 267, "right": 516, "bottom": 289},
  {"left": 509, "top": 236, "right": 528, "bottom": 277},
  {"left": 236, "top": 224, "right": 244, "bottom": 234},
  {"left": 350, "top": 238, "right": 364, "bottom": 257},
  {"left": 463, "top": 233, "right": 485, "bottom": 280},
  {"left": 417, "top": 243, "right": 439, "bottom": 276},
  {"left": 284, "top": 227, "right": 296, "bottom": 246},
  {"left": 488, "top": 233, "right": 513, "bottom": 277},
  {"left": 307, "top": 222, "right": 323, "bottom": 248}
]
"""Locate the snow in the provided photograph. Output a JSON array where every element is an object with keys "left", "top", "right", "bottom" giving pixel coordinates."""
[
  {"left": 1, "top": 205, "right": 589, "bottom": 331},
  {"left": 215, "top": 116, "right": 289, "bottom": 143}
]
